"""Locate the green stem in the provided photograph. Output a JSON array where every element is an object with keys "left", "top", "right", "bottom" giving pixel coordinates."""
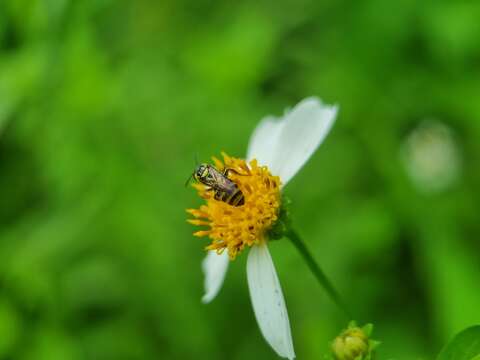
[{"left": 287, "top": 229, "right": 352, "bottom": 320}]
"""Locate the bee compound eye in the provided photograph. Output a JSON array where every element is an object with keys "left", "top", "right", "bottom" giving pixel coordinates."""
[{"left": 201, "top": 165, "right": 209, "bottom": 178}]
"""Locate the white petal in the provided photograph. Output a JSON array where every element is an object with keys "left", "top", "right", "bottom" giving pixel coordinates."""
[
  {"left": 247, "top": 243, "right": 295, "bottom": 359},
  {"left": 247, "top": 97, "right": 337, "bottom": 186},
  {"left": 246, "top": 115, "right": 284, "bottom": 167},
  {"left": 202, "top": 251, "right": 229, "bottom": 303}
]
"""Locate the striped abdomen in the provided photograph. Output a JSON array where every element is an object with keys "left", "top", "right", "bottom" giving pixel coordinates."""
[{"left": 214, "top": 186, "right": 245, "bottom": 206}]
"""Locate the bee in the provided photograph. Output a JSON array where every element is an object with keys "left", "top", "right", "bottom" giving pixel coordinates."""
[{"left": 190, "top": 164, "right": 245, "bottom": 206}]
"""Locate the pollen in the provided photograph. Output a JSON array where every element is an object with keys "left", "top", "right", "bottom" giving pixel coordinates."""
[{"left": 187, "top": 153, "right": 281, "bottom": 260}]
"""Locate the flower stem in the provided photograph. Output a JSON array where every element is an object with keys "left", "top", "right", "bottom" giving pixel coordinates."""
[{"left": 287, "top": 229, "right": 352, "bottom": 319}]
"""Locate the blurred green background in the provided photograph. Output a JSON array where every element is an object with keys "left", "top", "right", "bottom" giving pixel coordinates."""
[{"left": 0, "top": 0, "right": 479, "bottom": 359}]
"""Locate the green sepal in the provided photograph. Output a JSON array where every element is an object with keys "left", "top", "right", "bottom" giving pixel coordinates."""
[
  {"left": 267, "top": 195, "right": 292, "bottom": 240},
  {"left": 362, "top": 324, "right": 373, "bottom": 337}
]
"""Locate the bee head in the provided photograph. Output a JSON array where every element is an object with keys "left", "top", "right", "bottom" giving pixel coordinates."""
[{"left": 194, "top": 164, "right": 210, "bottom": 182}]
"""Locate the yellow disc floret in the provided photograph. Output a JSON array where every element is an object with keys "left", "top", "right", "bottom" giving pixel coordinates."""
[{"left": 187, "top": 153, "right": 281, "bottom": 260}]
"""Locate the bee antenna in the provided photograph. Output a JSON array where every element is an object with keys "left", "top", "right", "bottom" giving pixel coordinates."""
[{"left": 185, "top": 173, "right": 194, "bottom": 188}]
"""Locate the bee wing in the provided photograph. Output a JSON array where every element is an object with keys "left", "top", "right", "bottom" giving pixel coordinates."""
[{"left": 210, "top": 168, "right": 236, "bottom": 192}]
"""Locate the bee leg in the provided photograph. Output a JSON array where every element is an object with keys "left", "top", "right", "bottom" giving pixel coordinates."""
[
  {"left": 214, "top": 191, "right": 223, "bottom": 201},
  {"left": 201, "top": 186, "right": 215, "bottom": 200},
  {"left": 224, "top": 168, "right": 245, "bottom": 177}
]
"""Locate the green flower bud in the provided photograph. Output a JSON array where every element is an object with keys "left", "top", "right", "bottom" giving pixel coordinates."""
[{"left": 332, "top": 322, "right": 376, "bottom": 360}]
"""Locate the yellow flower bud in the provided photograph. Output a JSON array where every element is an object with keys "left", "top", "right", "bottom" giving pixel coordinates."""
[{"left": 332, "top": 326, "right": 369, "bottom": 360}]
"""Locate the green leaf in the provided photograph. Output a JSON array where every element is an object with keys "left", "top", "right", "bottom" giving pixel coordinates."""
[{"left": 437, "top": 326, "right": 480, "bottom": 360}]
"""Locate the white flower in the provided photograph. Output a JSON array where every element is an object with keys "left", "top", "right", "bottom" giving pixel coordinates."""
[{"left": 198, "top": 97, "right": 337, "bottom": 359}]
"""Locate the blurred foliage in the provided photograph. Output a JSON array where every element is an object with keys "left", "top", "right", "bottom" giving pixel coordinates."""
[
  {"left": 437, "top": 326, "right": 480, "bottom": 360},
  {"left": 0, "top": 0, "right": 479, "bottom": 359}
]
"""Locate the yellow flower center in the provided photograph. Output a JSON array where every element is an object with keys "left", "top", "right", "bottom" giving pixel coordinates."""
[{"left": 187, "top": 153, "right": 281, "bottom": 260}]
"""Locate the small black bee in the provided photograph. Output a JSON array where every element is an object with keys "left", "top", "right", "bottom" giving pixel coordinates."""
[{"left": 191, "top": 164, "right": 245, "bottom": 206}]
